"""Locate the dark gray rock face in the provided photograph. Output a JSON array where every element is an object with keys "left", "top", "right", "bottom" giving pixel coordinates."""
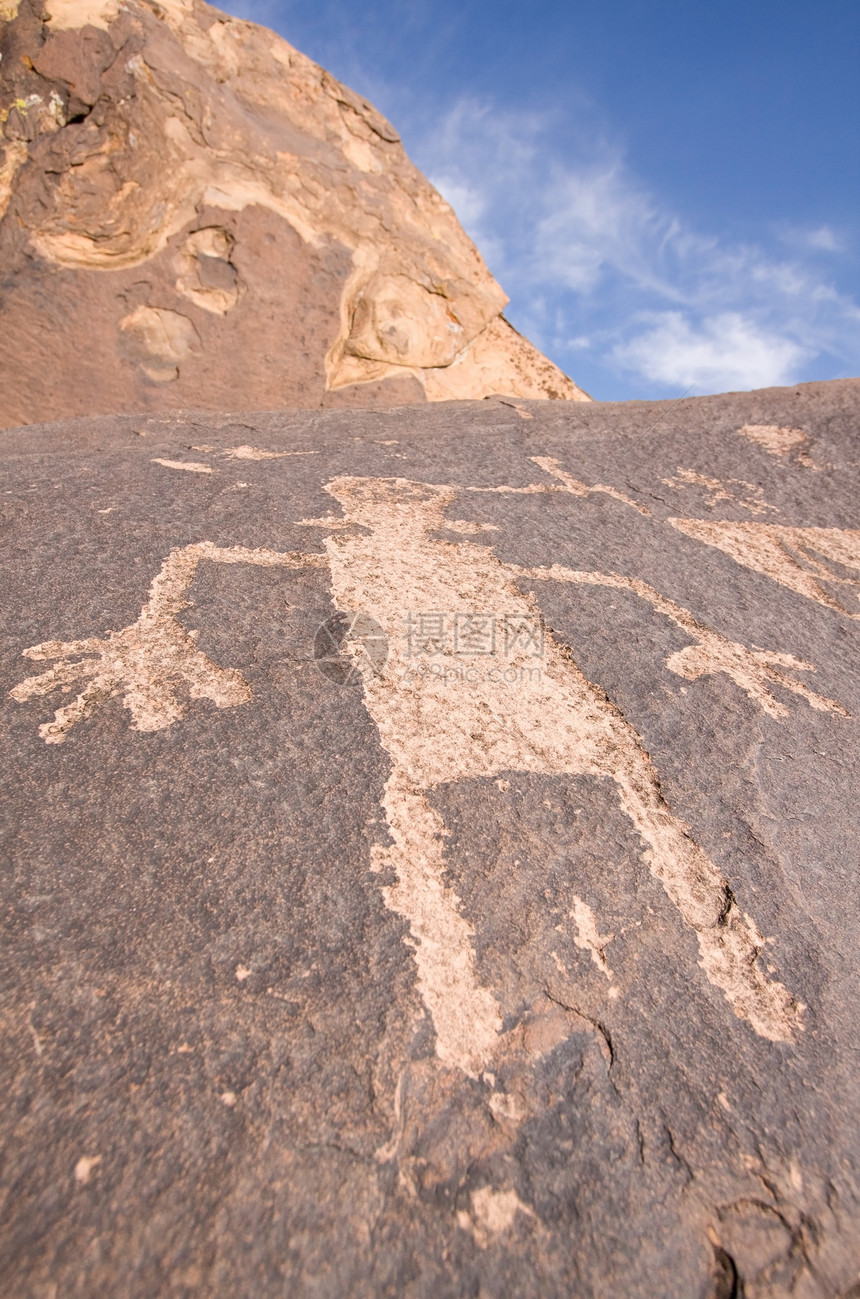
[{"left": 1, "top": 379, "right": 859, "bottom": 1297}]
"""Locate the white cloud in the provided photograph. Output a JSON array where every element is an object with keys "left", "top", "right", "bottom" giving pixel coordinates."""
[
  {"left": 779, "top": 225, "right": 845, "bottom": 254},
  {"left": 408, "top": 97, "right": 860, "bottom": 395},
  {"left": 532, "top": 166, "right": 690, "bottom": 298},
  {"left": 803, "top": 226, "right": 843, "bottom": 253},
  {"left": 429, "top": 175, "right": 486, "bottom": 231},
  {"left": 611, "top": 312, "right": 810, "bottom": 391}
]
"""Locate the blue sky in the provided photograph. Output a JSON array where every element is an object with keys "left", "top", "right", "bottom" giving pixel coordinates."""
[{"left": 221, "top": 0, "right": 859, "bottom": 400}]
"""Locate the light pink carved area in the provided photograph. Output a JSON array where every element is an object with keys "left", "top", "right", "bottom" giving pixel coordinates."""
[
  {"left": 516, "top": 564, "right": 848, "bottom": 719},
  {"left": 10, "top": 542, "right": 322, "bottom": 744}
]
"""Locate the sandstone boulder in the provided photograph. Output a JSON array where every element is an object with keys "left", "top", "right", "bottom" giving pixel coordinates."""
[{"left": 0, "top": 0, "right": 588, "bottom": 427}]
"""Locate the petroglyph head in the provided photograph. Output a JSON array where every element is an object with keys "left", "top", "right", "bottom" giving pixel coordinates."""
[{"left": 324, "top": 475, "right": 457, "bottom": 529}]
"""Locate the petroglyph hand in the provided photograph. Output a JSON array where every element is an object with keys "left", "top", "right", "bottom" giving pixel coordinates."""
[
  {"left": 11, "top": 542, "right": 323, "bottom": 743},
  {"left": 517, "top": 564, "right": 848, "bottom": 719},
  {"left": 664, "top": 641, "right": 846, "bottom": 718}
]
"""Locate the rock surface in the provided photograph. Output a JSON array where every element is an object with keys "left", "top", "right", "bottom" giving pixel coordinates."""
[
  {"left": 0, "top": 0, "right": 588, "bottom": 428},
  {"left": 1, "top": 378, "right": 859, "bottom": 1296}
]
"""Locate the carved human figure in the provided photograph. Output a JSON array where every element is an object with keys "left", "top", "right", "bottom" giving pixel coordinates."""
[{"left": 12, "top": 463, "right": 848, "bottom": 1073}]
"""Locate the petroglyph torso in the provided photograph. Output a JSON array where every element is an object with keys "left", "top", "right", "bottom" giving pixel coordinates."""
[{"left": 323, "top": 477, "right": 621, "bottom": 788}]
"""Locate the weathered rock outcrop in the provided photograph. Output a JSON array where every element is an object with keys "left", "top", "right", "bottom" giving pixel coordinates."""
[
  {"left": 0, "top": 0, "right": 588, "bottom": 427},
  {"left": 1, "top": 379, "right": 859, "bottom": 1296}
]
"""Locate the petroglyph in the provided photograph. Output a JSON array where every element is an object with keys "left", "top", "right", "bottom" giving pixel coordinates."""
[
  {"left": 11, "top": 543, "right": 321, "bottom": 743},
  {"left": 73, "top": 1155, "right": 101, "bottom": 1185},
  {"left": 737, "top": 424, "right": 817, "bottom": 467},
  {"left": 469, "top": 456, "right": 651, "bottom": 516},
  {"left": 320, "top": 476, "right": 806, "bottom": 1059},
  {"left": 152, "top": 459, "right": 214, "bottom": 475},
  {"left": 189, "top": 445, "right": 317, "bottom": 461},
  {"left": 14, "top": 461, "right": 840, "bottom": 1068},
  {"left": 459, "top": 1187, "right": 533, "bottom": 1246},
  {"left": 668, "top": 520, "right": 860, "bottom": 619},
  {"left": 515, "top": 563, "right": 847, "bottom": 719},
  {"left": 572, "top": 896, "right": 614, "bottom": 979},
  {"left": 221, "top": 447, "right": 317, "bottom": 461},
  {"left": 497, "top": 400, "right": 534, "bottom": 420},
  {"left": 661, "top": 469, "right": 777, "bottom": 516},
  {"left": 531, "top": 456, "right": 651, "bottom": 514}
]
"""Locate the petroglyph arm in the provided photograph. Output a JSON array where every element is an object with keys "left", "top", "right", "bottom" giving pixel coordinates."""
[
  {"left": 10, "top": 542, "right": 327, "bottom": 744},
  {"left": 668, "top": 520, "right": 860, "bottom": 618},
  {"left": 515, "top": 563, "right": 848, "bottom": 718},
  {"left": 468, "top": 456, "right": 651, "bottom": 515}
]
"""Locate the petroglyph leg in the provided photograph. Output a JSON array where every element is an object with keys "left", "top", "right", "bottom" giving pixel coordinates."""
[
  {"left": 609, "top": 766, "right": 802, "bottom": 1042},
  {"left": 372, "top": 770, "right": 502, "bottom": 1074},
  {"left": 11, "top": 542, "right": 324, "bottom": 743}
]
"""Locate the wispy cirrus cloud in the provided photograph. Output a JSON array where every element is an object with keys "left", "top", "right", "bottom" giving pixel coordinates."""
[
  {"left": 410, "top": 98, "right": 859, "bottom": 398},
  {"left": 610, "top": 312, "right": 810, "bottom": 392}
]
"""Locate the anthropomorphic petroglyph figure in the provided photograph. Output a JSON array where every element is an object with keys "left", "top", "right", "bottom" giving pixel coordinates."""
[
  {"left": 12, "top": 462, "right": 848, "bottom": 1072},
  {"left": 312, "top": 474, "right": 839, "bottom": 1067}
]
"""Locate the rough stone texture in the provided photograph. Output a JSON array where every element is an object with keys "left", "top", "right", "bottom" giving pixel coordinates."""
[
  {"left": 1, "top": 377, "right": 859, "bottom": 1296},
  {"left": 0, "top": 0, "right": 588, "bottom": 428}
]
